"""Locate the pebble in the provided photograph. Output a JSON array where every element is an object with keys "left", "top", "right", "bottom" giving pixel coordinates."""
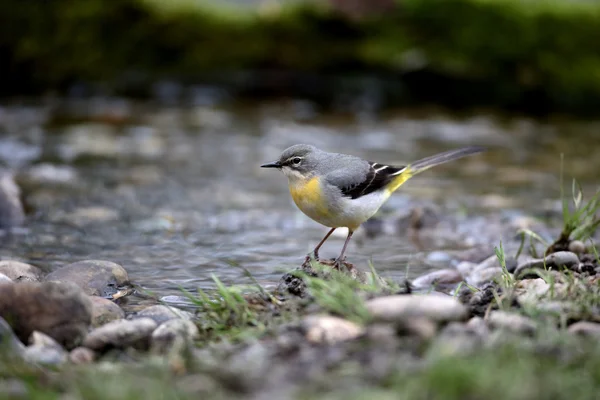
[
  {"left": 568, "top": 240, "right": 586, "bottom": 255},
  {"left": 151, "top": 319, "right": 199, "bottom": 355},
  {"left": 62, "top": 206, "right": 120, "bottom": 226},
  {"left": 514, "top": 251, "right": 580, "bottom": 279},
  {"left": 0, "top": 260, "right": 43, "bottom": 282},
  {"left": 302, "top": 315, "right": 365, "bottom": 344},
  {"left": 23, "top": 331, "right": 68, "bottom": 365},
  {"left": 0, "top": 281, "right": 92, "bottom": 349},
  {"left": 0, "top": 171, "right": 25, "bottom": 229},
  {"left": 466, "top": 267, "right": 503, "bottom": 288},
  {"left": 366, "top": 294, "right": 469, "bottom": 323},
  {"left": 466, "top": 316, "right": 490, "bottom": 337},
  {"left": 45, "top": 260, "right": 129, "bottom": 297},
  {"left": 514, "top": 278, "right": 550, "bottom": 305},
  {"left": 411, "top": 269, "right": 463, "bottom": 291},
  {"left": 83, "top": 318, "right": 158, "bottom": 351},
  {"left": 134, "top": 304, "right": 194, "bottom": 325},
  {"left": 487, "top": 311, "right": 537, "bottom": 335},
  {"left": 425, "top": 251, "right": 454, "bottom": 267},
  {"left": 69, "top": 347, "right": 96, "bottom": 364},
  {"left": 0, "top": 273, "right": 12, "bottom": 282},
  {"left": 455, "top": 261, "right": 477, "bottom": 277},
  {"left": 21, "top": 163, "right": 78, "bottom": 186},
  {"left": 567, "top": 321, "right": 600, "bottom": 337},
  {"left": 90, "top": 296, "right": 125, "bottom": 327}
]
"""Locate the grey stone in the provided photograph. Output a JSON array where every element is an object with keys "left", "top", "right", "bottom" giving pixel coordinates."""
[
  {"left": 301, "top": 315, "right": 365, "bottom": 344},
  {"left": 0, "top": 171, "right": 25, "bottom": 229},
  {"left": 568, "top": 240, "right": 586, "bottom": 255},
  {"left": 466, "top": 267, "right": 503, "bottom": 288},
  {"left": 411, "top": 269, "right": 463, "bottom": 291},
  {"left": 0, "top": 260, "right": 43, "bottom": 282},
  {"left": 23, "top": 331, "right": 67, "bottom": 365},
  {"left": 151, "top": 319, "right": 199, "bottom": 355},
  {"left": 487, "top": 311, "right": 537, "bottom": 335},
  {"left": 45, "top": 260, "right": 129, "bottom": 297},
  {"left": 134, "top": 304, "right": 193, "bottom": 325},
  {"left": 90, "top": 296, "right": 125, "bottom": 327},
  {"left": 514, "top": 251, "right": 580, "bottom": 279},
  {"left": 568, "top": 321, "right": 600, "bottom": 337},
  {"left": 22, "top": 163, "right": 78, "bottom": 186},
  {"left": 0, "top": 273, "right": 11, "bottom": 283},
  {"left": 0, "top": 282, "right": 92, "bottom": 349},
  {"left": 366, "top": 294, "right": 469, "bottom": 323},
  {"left": 83, "top": 318, "right": 157, "bottom": 351}
]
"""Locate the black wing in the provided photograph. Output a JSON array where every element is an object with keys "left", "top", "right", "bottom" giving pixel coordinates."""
[{"left": 341, "top": 162, "right": 406, "bottom": 199}]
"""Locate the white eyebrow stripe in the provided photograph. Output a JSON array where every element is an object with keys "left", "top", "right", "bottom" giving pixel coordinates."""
[
  {"left": 375, "top": 165, "right": 388, "bottom": 172},
  {"left": 390, "top": 167, "right": 406, "bottom": 176}
]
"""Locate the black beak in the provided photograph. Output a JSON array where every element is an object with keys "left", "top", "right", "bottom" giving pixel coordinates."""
[{"left": 261, "top": 161, "right": 281, "bottom": 168}]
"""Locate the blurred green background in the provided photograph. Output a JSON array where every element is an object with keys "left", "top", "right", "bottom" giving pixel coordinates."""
[{"left": 2, "top": 0, "right": 600, "bottom": 116}]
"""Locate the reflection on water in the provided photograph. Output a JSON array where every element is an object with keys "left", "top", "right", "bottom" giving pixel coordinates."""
[{"left": 0, "top": 98, "right": 599, "bottom": 303}]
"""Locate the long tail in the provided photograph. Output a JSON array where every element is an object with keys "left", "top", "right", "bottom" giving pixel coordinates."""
[{"left": 387, "top": 146, "right": 486, "bottom": 193}]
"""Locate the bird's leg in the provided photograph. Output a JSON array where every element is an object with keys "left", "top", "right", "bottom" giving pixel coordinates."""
[
  {"left": 333, "top": 230, "right": 354, "bottom": 270},
  {"left": 310, "top": 228, "right": 336, "bottom": 260}
]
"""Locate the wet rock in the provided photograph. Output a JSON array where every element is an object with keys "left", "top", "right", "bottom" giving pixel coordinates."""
[
  {"left": 0, "top": 171, "right": 25, "bottom": 229},
  {"left": 302, "top": 315, "right": 365, "bottom": 344},
  {"left": 83, "top": 318, "right": 157, "bottom": 351},
  {"left": 90, "top": 296, "right": 125, "bottom": 327},
  {"left": 23, "top": 331, "right": 68, "bottom": 365},
  {"left": 0, "top": 260, "right": 43, "bottom": 282},
  {"left": 134, "top": 304, "right": 193, "bottom": 325},
  {"left": 151, "top": 319, "right": 199, "bottom": 359},
  {"left": 45, "top": 260, "right": 129, "bottom": 297},
  {"left": 0, "top": 316, "right": 25, "bottom": 356},
  {"left": 514, "top": 251, "right": 580, "bottom": 279},
  {"left": 411, "top": 269, "right": 463, "bottom": 291},
  {"left": 366, "top": 294, "right": 469, "bottom": 323},
  {"left": 567, "top": 321, "right": 600, "bottom": 337},
  {"left": 487, "top": 311, "right": 537, "bottom": 335},
  {"left": 0, "top": 282, "right": 92, "bottom": 348},
  {"left": 69, "top": 347, "right": 96, "bottom": 364}
]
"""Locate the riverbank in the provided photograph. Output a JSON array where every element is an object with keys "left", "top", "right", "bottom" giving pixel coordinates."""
[{"left": 3, "top": 0, "right": 600, "bottom": 116}]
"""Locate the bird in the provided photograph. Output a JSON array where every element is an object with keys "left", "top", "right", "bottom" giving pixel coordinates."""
[{"left": 261, "top": 144, "right": 485, "bottom": 270}]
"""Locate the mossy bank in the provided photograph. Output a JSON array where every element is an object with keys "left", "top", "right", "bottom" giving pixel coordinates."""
[{"left": 2, "top": 0, "right": 600, "bottom": 116}]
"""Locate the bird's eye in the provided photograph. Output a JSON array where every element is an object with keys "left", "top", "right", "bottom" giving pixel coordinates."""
[{"left": 291, "top": 157, "right": 302, "bottom": 165}]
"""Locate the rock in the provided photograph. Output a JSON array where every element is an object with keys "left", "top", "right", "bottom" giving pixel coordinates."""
[
  {"left": 455, "top": 261, "right": 477, "bottom": 277},
  {"left": 466, "top": 316, "right": 490, "bottom": 337},
  {"left": 90, "top": 296, "right": 125, "bottom": 327},
  {"left": 302, "top": 315, "right": 365, "bottom": 344},
  {"left": 45, "top": 260, "right": 129, "bottom": 297},
  {"left": 0, "top": 316, "right": 25, "bottom": 356},
  {"left": 568, "top": 240, "right": 586, "bottom": 255},
  {"left": 411, "top": 269, "right": 463, "bottom": 291},
  {"left": 69, "top": 347, "right": 96, "bottom": 364},
  {"left": 83, "top": 318, "right": 157, "bottom": 351},
  {"left": 514, "top": 251, "right": 580, "bottom": 279},
  {"left": 397, "top": 317, "right": 438, "bottom": 340},
  {"left": 425, "top": 251, "right": 454, "bottom": 267},
  {"left": 64, "top": 206, "right": 120, "bottom": 226},
  {"left": 134, "top": 305, "right": 193, "bottom": 325},
  {"left": 430, "top": 321, "right": 485, "bottom": 356},
  {"left": 0, "top": 260, "right": 43, "bottom": 282},
  {"left": 514, "top": 278, "right": 551, "bottom": 305},
  {"left": 151, "top": 319, "right": 199, "bottom": 357},
  {"left": 568, "top": 321, "right": 600, "bottom": 337},
  {"left": 0, "top": 273, "right": 12, "bottom": 282},
  {"left": 23, "top": 331, "right": 68, "bottom": 365},
  {"left": 366, "top": 294, "right": 469, "bottom": 323},
  {"left": 0, "top": 281, "right": 92, "bottom": 348},
  {"left": 21, "top": 163, "right": 78, "bottom": 186},
  {"left": 0, "top": 171, "right": 25, "bottom": 229},
  {"left": 487, "top": 311, "right": 537, "bottom": 335},
  {"left": 466, "top": 267, "right": 503, "bottom": 288}
]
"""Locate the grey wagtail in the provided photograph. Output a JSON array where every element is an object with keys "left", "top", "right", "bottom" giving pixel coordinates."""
[{"left": 261, "top": 144, "right": 485, "bottom": 269}]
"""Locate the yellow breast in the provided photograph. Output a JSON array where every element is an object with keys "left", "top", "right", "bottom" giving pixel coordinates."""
[{"left": 289, "top": 177, "right": 331, "bottom": 222}]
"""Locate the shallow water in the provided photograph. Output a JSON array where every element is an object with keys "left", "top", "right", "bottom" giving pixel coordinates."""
[{"left": 0, "top": 97, "right": 599, "bottom": 304}]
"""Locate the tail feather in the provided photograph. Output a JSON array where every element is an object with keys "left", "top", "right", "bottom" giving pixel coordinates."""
[{"left": 386, "top": 146, "right": 485, "bottom": 194}]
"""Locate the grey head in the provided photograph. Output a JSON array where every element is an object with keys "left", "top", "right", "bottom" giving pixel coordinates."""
[{"left": 260, "top": 144, "right": 321, "bottom": 178}]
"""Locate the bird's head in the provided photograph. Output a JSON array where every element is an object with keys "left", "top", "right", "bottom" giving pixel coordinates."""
[{"left": 261, "top": 144, "right": 320, "bottom": 181}]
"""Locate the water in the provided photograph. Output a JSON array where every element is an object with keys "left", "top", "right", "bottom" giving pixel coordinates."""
[{"left": 0, "top": 98, "right": 599, "bottom": 303}]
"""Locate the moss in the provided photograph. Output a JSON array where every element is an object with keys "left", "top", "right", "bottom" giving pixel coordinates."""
[{"left": 3, "top": 0, "right": 600, "bottom": 115}]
